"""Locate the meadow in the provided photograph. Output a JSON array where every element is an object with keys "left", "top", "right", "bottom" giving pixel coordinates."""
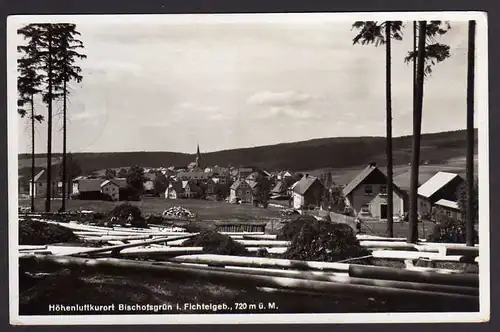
[{"left": 19, "top": 197, "right": 435, "bottom": 238}]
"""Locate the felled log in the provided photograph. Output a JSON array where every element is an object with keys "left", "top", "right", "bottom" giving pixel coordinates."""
[
  {"left": 68, "top": 233, "right": 198, "bottom": 257},
  {"left": 371, "top": 250, "right": 474, "bottom": 263},
  {"left": 349, "top": 264, "right": 479, "bottom": 287},
  {"left": 172, "top": 254, "right": 350, "bottom": 272}
]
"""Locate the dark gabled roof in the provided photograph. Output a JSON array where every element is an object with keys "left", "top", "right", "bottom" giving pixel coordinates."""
[
  {"left": 342, "top": 164, "right": 406, "bottom": 197},
  {"left": 230, "top": 179, "right": 242, "bottom": 190},
  {"left": 342, "top": 165, "right": 377, "bottom": 196},
  {"left": 293, "top": 175, "right": 323, "bottom": 195}
]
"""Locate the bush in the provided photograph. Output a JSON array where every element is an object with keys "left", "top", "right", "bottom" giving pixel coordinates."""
[
  {"left": 182, "top": 230, "right": 249, "bottom": 256},
  {"left": 277, "top": 215, "right": 317, "bottom": 241},
  {"left": 282, "top": 219, "right": 371, "bottom": 262},
  {"left": 109, "top": 203, "right": 146, "bottom": 228},
  {"left": 20, "top": 219, "right": 79, "bottom": 245},
  {"left": 428, "top": 217, "right": 478, "bottom": 243}
]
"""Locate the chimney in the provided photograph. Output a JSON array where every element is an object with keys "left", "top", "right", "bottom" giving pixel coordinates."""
[{"left": 369, "top": 162, "right": 376, "bottom": 167}]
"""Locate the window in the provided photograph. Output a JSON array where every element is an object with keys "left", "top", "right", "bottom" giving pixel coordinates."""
[
  {"left": 238, "top": 190, "right": 242, "bottom": 195},
  {"left": 380, "top": 185, "right": 387, "bottom": 194},
  {"left": 364, "top": 185, "right": 373, "bottom": 195},
  {"left": 446, "top": 211, "right": 452, "bottom": 217},
  {"left": 246, "top": 190, "right": 250, "bottom": 195}
]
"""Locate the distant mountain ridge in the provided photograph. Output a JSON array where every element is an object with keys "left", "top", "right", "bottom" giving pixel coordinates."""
[{"left": 18, "top": 129, "right": 477, "bottom": 174}]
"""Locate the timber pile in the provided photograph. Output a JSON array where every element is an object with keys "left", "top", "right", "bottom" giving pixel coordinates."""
[
  {"left": 23, "top": 220, "right": 480, "bottom": 265},
  {"left": 162, "top": 206, "right": 196, "bottom": 219},
  {"left": 19, "top": 253, "right": 480, "bottom": 306},
  {"left": 18, "top": 217, "right": 480, "bottom": 307}
]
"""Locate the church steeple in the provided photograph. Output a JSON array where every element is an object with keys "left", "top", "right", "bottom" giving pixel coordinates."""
[{"left": 195, "top": 143, "right": 202, "bottom": 168}]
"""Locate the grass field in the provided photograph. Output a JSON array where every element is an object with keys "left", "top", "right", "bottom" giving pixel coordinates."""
[
  {"left": 20, "top": 197, "right": 436, "bottom": 238},
  {"left": 19, "top": 197, "right": 283, "bottom": 223}
]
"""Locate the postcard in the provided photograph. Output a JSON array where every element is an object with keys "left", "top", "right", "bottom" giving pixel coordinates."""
[{"left": 8, "top": 11, "right": 489, "bottom": 325}]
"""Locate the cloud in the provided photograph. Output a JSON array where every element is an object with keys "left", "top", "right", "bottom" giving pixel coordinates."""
[
  {"left": 247, "top": 90, "right": 314, "bottom": 107},
  {"left": 247, "top": 90, "right": 318, "bottom": 120}
]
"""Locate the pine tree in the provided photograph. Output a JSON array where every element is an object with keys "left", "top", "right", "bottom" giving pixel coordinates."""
[
  {"left": 17, "top": 24, "right": 45, "bottom": 212},
  {"left": 406, "top": 21, "right": 452, "bottom": 243},
  {"left": 352, "top": 20, "right": 403, "bottom": 237},
  {"left": 52, "top": 24, "right": 86, "bottom": 211}
]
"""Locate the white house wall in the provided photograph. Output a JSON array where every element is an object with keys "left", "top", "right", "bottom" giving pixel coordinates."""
[
  {"left": 293, "top": 192, "right": 305, "bottom": 209},
  {"left": 346, "top": 183, "right": 404, "bottom": 218},
  {"left": 101, "top": 183, "right": 120, "bottom": 201}
]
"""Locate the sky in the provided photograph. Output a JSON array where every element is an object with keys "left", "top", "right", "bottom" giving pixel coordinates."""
[{"left": 12, "top": 14, "right": 479, "bottom": 154}]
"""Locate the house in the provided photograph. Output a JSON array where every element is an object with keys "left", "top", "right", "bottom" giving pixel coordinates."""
[
  {"left": 206, "top": 178, "right": 219, "bottom": 195},
  {"left": 183, "top": 180, "right": 202, "bottom": 199},
  {"left": 100, "top": 180, "right": 120, "bottom": 201},
  {"left": 292, "top": 174, "right": 325, "bottom": 210},
  {"left": 342, "top": 163, "right": 407, "bottom": 220},
  {"left": 72, "top": 178, "right": 105, "bottom": 199},
  {"left": 434, "top": 199, "right": 463, "bottom": 221},
  {"left": 229, "top": 179, "right": 255, "bottom": 203},
  {"left": 165, "top": 181, "right": 183, "bottom": 199},
  {"left": 417, "top": 171, "right": 465, "bottom": 219},
  {"left": 29, "top": 169, "right": 67, "bottom": 198},
  {"left": 271, "top": 181, "right": 288, "bottom": 196}
]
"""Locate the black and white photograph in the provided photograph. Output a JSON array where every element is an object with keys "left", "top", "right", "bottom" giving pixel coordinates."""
[{"left": 8, "top": 12, "right": 489, "bottom": 325}]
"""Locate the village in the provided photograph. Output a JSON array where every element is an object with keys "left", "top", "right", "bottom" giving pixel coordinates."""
[{"left": 19, "top": 143, "right": 469, "bottom": 227}]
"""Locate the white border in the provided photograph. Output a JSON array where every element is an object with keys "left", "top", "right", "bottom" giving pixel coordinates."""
[{"left": 8, "top": 11, "right": 490, "bottom": 325}]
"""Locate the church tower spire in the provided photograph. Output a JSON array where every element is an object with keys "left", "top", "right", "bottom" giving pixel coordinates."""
[{"left": 195, "top": 143, "right": 202, "bottom": 168}]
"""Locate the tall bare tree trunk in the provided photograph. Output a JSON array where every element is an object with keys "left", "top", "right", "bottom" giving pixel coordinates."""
[
  {"left": 385, "top": 22, "right": 394, "bottom": 237},
  {"left": 408, "top": 21, "right": 426, "bottom": 243},
  {"left": 466, "top": 20, "right": 476, "bottom": 246},
  {"left": 45, "top": 25, "right": 53, "bottom": 212},
  {"left": 62, "top": 79, "right": 67, "bottom": 211},
  {"left": 30, "top": 94, "right": 35, "bottom": 212}
]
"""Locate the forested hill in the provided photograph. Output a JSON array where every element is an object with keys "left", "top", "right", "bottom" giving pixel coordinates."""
[{"left": 19, "top": 129, "right": 477, "bottom": 174}]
